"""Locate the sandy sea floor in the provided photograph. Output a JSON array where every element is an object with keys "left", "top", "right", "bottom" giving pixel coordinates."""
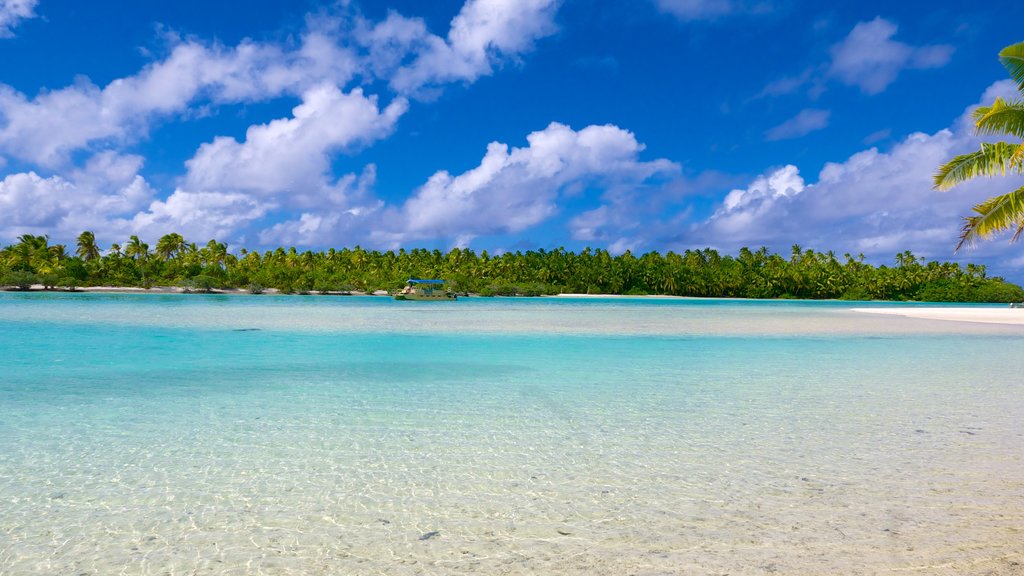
[{"left": 0, "top": 294, "right": 1022, "bottom": 575}]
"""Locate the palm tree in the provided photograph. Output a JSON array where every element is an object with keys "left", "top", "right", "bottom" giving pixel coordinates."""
[
  {"left": 124, "top": 235, "right": 150, "bottom": 287},
  {"left": 124, "top": 235, "right": 149, "bottom": 261},
  {"left": 76, "top": 231, "right": 100, "bottom": 261},
  {"left": 934, "top": 41, "right": 1024, "bottom": 250},
  {"left": 155, "top": 233, "right": 186, "bottom": 261}
]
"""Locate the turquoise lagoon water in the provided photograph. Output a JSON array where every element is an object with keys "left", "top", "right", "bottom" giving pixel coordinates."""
[{"left": 0, "top": 293, "right": 1022, "bottom": 575}]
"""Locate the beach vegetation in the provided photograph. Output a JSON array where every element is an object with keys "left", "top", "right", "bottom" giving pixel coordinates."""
[
  {"left": 2, "top": 233, "right": 1023, "bottom": 302},
  {"left": 75, "top": 231, "right": 101, "bottom": 261},
  {"left": 1, "top": 270, "right": 39, "bottom": 290},
  {"left": 181, "top": 274, "right": 218, "bottom": 293},
  {"left": 935, "top": 41, "right": 1024, "bottom": 250}
]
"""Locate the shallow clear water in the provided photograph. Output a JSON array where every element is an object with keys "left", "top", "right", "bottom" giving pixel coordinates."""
[{"left": 1, "top": 293, "right": 1022, "bottom": 575}]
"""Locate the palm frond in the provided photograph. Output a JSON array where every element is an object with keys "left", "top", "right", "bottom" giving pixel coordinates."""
[
  {"left": 972, "top": 97, "right": 1024, "bottom": 139},
  {"left": 933, "top": 142, "right": 1023, "bottom": 190},
  {"left": 999, "top": 41, "right": 1024, "bottom": 92},
  {"left": 1014, "top": 141, "right": 1024, "bottom": 169},
  {"left": 956, "top": 184, "right": 1024, "bottom": 251}
]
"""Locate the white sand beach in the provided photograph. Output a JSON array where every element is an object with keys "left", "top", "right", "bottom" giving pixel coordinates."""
[{"left": 852, "top": 306, "right": 1024, "bottom": 325}]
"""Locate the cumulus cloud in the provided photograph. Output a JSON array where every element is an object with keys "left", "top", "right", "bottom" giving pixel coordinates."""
[
  {"left": 388, "top": 0, "right": 561, "bottom": 93},
  {"left": 0, "top": 0, "right": 572, "bottom": 248},
  {"left": 556, "top": 79, "right": 1022, "bottom": 280},
  {"left": 0, "top": 0, "right": 36, "bottom": 37},
  {"left": 122, "top": 87, "right": 405, "bottom": 243},
  {"left": 260, "top": 122, "right": 681, "bottom": 249},
  {"left": 829, "top": 17, "right": 954, "bottom": 95},
  {"left": 0, "top": 152, "right": 156, "bottom": 240},
  {"left": 252, "top": 165, "right": 382, "bottom": 247},
  {"left": 129, "top": 190, "right": 271, "bottom": 243},
  {"left": 0, "top": 172, "right": 74, "bottom": 229},
  {"left": 366, "top": 122, "right": 677, "bottom": 246},
  {"left": 764, "top": 108, "right": 830, "bottom": 141},
  {"left": 698, "top": 132, "right": 982, "bottom": 257},
  {"left": 690, "top": 80, "right": 1024, "bottom": 272},
  {"left": 185, "top": 85, "right": 405, "bottom": 201},
  {"left": 0, "top": 31, "right": 359, "bottom": 167}
]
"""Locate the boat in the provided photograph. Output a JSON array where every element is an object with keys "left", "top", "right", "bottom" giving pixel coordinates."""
[{"left": 393, "top": 279, "right": 457, "bottom": 301}]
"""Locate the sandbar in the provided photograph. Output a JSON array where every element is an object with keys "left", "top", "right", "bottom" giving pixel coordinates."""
[{"left": 852, "top": 306, "right": 1024, "bottom": 325}]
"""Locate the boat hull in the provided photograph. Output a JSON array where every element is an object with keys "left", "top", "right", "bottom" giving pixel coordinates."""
[{"left": 394, "top": 293, "right": 457, "bottom": 301}]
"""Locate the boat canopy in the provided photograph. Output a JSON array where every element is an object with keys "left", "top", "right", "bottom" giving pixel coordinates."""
[{"left": 406, "top": 279, "right": 445, "bottom": 284}]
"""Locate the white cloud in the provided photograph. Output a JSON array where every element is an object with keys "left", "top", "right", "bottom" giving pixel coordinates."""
[
  {"left": 756, "top": 68, "right": 820, "bottom": 99},
  {"left": 863, "top": 128, "right": 891, "bottom": 145},
  {"left": 256, "top": 165, "right": 382, "bottom": 247},
  {"left": 764, "top": 108, "right": 830, "bottom": 141},
  {"left": 0, "top": 0, "right": 574, "bottom": 249},
  {"left": 389, "top": 0, "right": 561, "bottom": 93},
  {"left": 654, "top": 0, "right": 735, "bottom": 21},
  {"left": 0, "top": 0, "right": 570, "bottom": 247},
  {"left": 370, "top": 122, "right": 677, "bottom": 246},
  {"left": 829, "top": 17, "right": 953, "bottom": 95},
  {"left": 185, "top": 85, "right": 405, "bottom": 201},
  {"left": 689, "top": 80, "right": 1024, "bottom": 274},
  {"left": 0, "top": 31, "right": 359, "bottom": 167},
  {"left": 654, "top": 0, "right": 776, "bottom": 22},
  {"left": 557, "top": 79, "right": 1023, "bottom": 280},
  {"left": 129, "top": 190, "right": 271, "bottom": 243},
  {"left": 125, "top": 86, "right": 403, "bottom": 243},
  {"left": 758, "top": 17, "right": 953, "bottom": 101},
  {"left": 0, "top": 152, "right": 156, "bottom": 240},
  {"left": 0, "top": 172, "right": 73, "bottom": 228},
  {"left": 570, "top": 205, "right": 615, "bottom": 242},
  {"left": 0, "top": 0, "right": 36, "bottom": 37},
  {"left": 720, "top": 164, "right": 804, "bottom": 213},
  {"left": 356, "top": 11, "right": 432, "bottom": 80},
  {"left": 568, "top": 203, "right": 654, "bottom": 254}
]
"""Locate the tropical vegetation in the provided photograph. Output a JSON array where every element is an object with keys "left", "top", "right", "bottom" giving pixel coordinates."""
[
  {"left": 2, "top": 232, "right": 1022, "bottom": 302},
  {"left": 934, "top": 41, "right": 1024, "bottom": 250}
]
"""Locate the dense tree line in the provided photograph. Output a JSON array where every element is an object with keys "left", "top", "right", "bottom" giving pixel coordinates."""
[{"left": 1, "top": 232, "right": 1022, "bottom": 302}]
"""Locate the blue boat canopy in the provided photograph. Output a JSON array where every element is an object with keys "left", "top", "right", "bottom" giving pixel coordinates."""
[{"left": 406, "top": 279, "right": 445, "bottom": 284}]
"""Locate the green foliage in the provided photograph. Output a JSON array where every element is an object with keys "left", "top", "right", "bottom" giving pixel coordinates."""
[
  {"left": 3, "top": 232, "right": 1024, "bottom": 302},
  {"left": 933, "top": 142, "right": 1022, "bottom": 190},
  {"left": 1, "top": 270, "right": 39, "bottom": 290},
  {"left": 76, "top": 231, "right": 100, "bottom": 261},
  {"left": 974, "top": 279, "right": 1024, "bottom": 302},
  {"left": 838, "top": 286, "right": 873, "bottom": 301},
  {"left": 935, "top": 40, "right": 1024, "bottom": 249},
  {"left": 56, "top": 276, "right": 79, "bottom": 291},
  {"left": 63, "top": 257, "right": 88, "bottom": 283},
  {"left": 914, "top": 278, "right": 1024, "bottom": 303},
  {"left": 182, "top": 274, "right": 218, "bottom": 293},
  {"left": 516, "top": 282, "right": 556, "bottom": 297},
  {"left": 38, "top": 273, "right": 61, "bottom": 289},
  {"left": 957, "top": 185, "right": 1024, "bottom": 250},
  {"left": 1000, "top": 42, "right": 1024, "bottom": 91}
]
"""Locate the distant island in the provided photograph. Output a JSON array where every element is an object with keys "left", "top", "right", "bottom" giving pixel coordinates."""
[{"left": 2, "top": 232, "right": 1022, "bottom": 302}]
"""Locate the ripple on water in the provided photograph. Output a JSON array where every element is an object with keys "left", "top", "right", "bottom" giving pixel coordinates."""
[{"left": 0, "top": 295, "right": 1022, "bottom": 574}]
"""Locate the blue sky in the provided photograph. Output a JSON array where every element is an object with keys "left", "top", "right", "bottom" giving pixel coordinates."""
[{"left": 2, "top": 0, "right": 1024, "bottom": 277}]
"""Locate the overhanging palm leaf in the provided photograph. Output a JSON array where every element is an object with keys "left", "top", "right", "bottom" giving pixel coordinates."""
[
  {"left": 1000, "top": 42, "right": 1024, "bottom": 91},
  {"left": 972, "top": 98, "right": 1024, "bottom": 139},
  {"left": 957, "top": 185, "right": 1024, "bottom": 251},
  {"left": 935, "top": 40, "right": 1024, "bottom": 252},
  {"left": 933, "top": 142, "right": 1023, "bottom": 190}
]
